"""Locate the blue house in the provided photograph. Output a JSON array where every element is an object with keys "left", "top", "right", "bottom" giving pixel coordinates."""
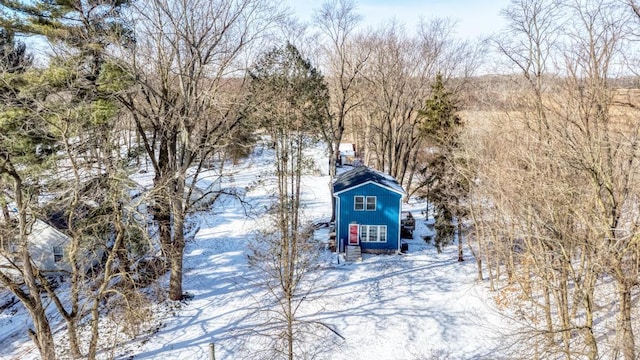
[{"left": 333, "top": 166, "right": 405, "bottom": 254}]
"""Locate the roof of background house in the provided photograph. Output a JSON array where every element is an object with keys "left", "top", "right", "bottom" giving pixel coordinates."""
[
  {"left": 333, "top": 166, "right": 405, "bottom": 195},
  {"left": 30, "top": 219, "right": 70, "bottom": 244},
  {"left": 338, "top": 143, "right": 355, "bottom": 156}
]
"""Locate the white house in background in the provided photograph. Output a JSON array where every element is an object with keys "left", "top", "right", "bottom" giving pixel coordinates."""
[
  {"left": 0, "top": 219, "right": 71, "bottom": 275},
  {"left": 338, "top": 142, "right": 357, "bottom": 166},
  {"left": 27, "top": 219, "right": 71, "bottom": 273}
]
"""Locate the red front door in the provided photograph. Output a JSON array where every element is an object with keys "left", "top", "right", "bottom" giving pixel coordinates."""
[{"left": 348, "top": 224, "right": 359, "bottom": 245}]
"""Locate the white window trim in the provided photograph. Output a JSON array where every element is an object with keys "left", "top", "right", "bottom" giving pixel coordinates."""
[{"left": 360, "top": 225, "right": 387, "bottom": 243}]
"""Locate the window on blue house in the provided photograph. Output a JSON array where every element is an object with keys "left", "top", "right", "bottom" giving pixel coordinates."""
[
  {"left": 366, "top": 196, "right": 376, "bottom": 210},
  {"left": 360, "top": 225, "right": 387, "bottom": 242},
  {"left": 354, "top": 196, "right": 376, "bottom": 211}
]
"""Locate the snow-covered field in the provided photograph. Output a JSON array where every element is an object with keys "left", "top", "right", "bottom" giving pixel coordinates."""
[{"left": 1, "top": 144, "right": 512, "bottom": 360}]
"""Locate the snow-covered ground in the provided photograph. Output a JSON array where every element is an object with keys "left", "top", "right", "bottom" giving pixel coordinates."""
[{"left": 1, "top": 144, "right": 512, "bottom": 360}]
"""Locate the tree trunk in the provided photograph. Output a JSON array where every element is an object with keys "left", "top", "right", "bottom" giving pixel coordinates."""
[
  {"left": 557, "top": 266, "right": 571, "bottom": 358},
  {"left": 152, "top": 147, "right": 172, "bottom": 273},
  {"left": 287, "top": 297, "right": 294, "bottom": 360},
  {"left": 12, "top": 175, "right": 57, "bottom": 360},
  {"left": 584, "top": 275, "right": 598, "bottom": 360},
  {"left": 404, "top": 143, "right": 420, "bottom": 203},
  {"left": 87, "top": 205, "right": 128, "bottom": 360},
  {"left": 22, "top": 263, "right": 56, "bottom": 360},
  {"left": 330, "top": 126, "right": 344, "bottom": 178},
  {"left": 487, "top": 257, "right": 495, "bottom": 291},
  {"left": 467, "top": 208, "right": 483, "bottom": 281},
  {"left": 27, "top": 314, "right": 57, "bottom": 360},
  {"left": 154, "top": 130, "right": 173, "bottom": 266},
  {"left": 156, "top": 204, "right": 172, "bottom": 262},
  {"left": 329, "top": 130, "right": 343, "bottom": 222},
  {"left": 65, "top": 192, "right": 81, "bottom": 359},
  {"left": 617, "top": 282, "right": 636, "bottom": 360},
  {"left": 363, "top": 115, "right": 372, "bottom": 166},
  {"left": 169, "top": 193, "right": 186, "bottom": 301},
  {"left": 66, "top": 320, "right": 81, "bottom": 359},
  {"left": 457, "top": 221, "right": 464, "bottom": 262},
  {"left": 542, "top": 280, "right": 554, "bottom": 346},
  {"left": 88, "top": 301, "right": 100, "bottom": 360}
]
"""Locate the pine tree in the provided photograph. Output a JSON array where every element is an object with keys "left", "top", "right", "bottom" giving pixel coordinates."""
[
  {"left": 418, "top": 73, "right": 467, "bottom": 260},
  {"left": 0, "top": 2, "right": 134, "bottom": 359},
  {"left": 0, "top": 28, "right": 59, "bottom": 359}
]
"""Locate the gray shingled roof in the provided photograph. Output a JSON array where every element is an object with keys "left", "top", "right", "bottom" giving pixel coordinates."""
[{"left": 333, "top": 166, "right": 405, "bottom": 194}]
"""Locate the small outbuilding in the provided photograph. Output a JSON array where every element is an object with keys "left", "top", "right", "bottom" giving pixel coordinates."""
[
  {"left": 337, "top": 143, "right": 356, "bottom": 166},
  {"left": 333, "top": 166, "right": 405, "bottom": 254}
]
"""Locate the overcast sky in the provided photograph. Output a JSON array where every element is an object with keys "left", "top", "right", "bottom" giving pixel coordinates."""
[{"left": 287, "top": 0, "right": 510, "bottom": 39}]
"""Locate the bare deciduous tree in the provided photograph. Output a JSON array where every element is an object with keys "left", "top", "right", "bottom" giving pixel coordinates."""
[
  {"left": 348, "top": 18, "right": 480, "bottom": 198},
  {"left": 118, "top": 0, "right": 283, "bottom": 301},
  {"left": 313, "top": 0, "right": 368, "bottom": 179},
  {"left": 468, "top": 1, "right": 639, "bottom": 359}
]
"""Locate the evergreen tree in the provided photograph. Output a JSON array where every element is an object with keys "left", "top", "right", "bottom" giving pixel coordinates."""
[
  {"left": 0, "top": 2, "right": 135, "bottom": 359},
  {"left": 418, "top": 73, "right": 467, "bottom": 260},
  {"left": 0, "top": 29, "right": 31, "bottom": 73},
  {"left": 0, "top": 29, "right": 59, "bottom": 360}
]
